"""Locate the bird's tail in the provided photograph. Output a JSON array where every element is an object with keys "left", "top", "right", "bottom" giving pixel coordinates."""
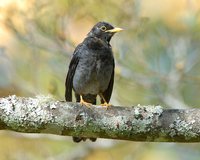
[{"left": 73, "top": 94, "right": 97, "bottom": 143}]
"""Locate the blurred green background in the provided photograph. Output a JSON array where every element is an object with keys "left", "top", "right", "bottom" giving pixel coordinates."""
[{"left": 1, "top": 0, "right": 200, "bottom": 159}]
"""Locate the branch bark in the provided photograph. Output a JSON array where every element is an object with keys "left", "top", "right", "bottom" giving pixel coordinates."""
[{"left": 0, "top": 95, "right": 200, "bottom": 142}]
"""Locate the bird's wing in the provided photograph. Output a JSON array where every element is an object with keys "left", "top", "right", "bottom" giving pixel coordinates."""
[
  {"left": 65, "top": 44, "right": 81, "bottom": 101},
  {"left": 101, "top": 60, "right": 115, "bottom": 103}
]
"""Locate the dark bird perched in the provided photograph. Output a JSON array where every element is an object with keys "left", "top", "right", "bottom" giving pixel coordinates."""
[{"left": 65, "top": 21, "right": 123, "bottom": 142}]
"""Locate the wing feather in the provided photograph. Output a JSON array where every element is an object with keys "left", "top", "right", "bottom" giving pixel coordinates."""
[
  {"left": 101, "top": 60, "right": 115, "bottom": 103},
  {"left": 65, "top": 45, "right": 82, "bottom": 101}
]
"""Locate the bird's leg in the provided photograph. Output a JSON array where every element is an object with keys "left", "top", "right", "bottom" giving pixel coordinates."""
[
  {"left": 80, "top": 95, "right": 92, "bottom": 107},
  {"left": 99, "top": 94, "right": 112, "bottom": 107}
]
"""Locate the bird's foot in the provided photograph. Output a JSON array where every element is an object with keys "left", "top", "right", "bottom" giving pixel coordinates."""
[
  {"left": 80, "top": 100, "right": 92, "bottom": 108},
  {"left": 80, "top": 95, "right": 92, "bottom": 108},
  {"left": 99, "top": 94, "right": 112, "bottom": 109},
  {"left": 100, "top": 102, "right": 112, "bottom": 109}
]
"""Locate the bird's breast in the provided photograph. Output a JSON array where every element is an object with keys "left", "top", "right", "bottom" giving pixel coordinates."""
[{"left": 73, "top": 48, "right": 114, "bottom": 95}]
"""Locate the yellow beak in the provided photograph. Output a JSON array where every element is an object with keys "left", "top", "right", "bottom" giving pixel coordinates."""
[{"left": 106, "top": 27, "right": 123, "bottom": 33}]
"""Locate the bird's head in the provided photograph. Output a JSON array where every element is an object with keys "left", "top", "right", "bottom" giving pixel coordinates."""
[{"left": 87, "top": 22, "right": 123, "bottom": 43}]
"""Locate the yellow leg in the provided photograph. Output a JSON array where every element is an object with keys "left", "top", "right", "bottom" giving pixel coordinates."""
[
  {"left": 80, "top": 95, "right": 92, "bottom": 107},
  {"left": 99, "top": 94, "right": 112, "bottom": 107}
]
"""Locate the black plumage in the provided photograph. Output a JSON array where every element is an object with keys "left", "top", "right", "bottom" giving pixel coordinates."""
[{"left": 65, "top": 21, "right": 122, "bottom": 142}]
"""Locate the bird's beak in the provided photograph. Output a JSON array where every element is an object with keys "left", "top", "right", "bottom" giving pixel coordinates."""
[{"left": 106, "top": 27, "right": 123, "bottom": 33}]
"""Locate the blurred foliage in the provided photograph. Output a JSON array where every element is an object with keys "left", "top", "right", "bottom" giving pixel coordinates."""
[{"left": 1, "top": 0, "right": 200, "bottom": 159}]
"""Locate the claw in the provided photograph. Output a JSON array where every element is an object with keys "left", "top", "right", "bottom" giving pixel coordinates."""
[
  {"left": 100, "top": 102, "right": 112, "bottom": 110},
  {"left": 99, "top": 93, "right": 112, "bottom": 109},
  {"left": 80, "top": 95, "right": 92, "bottom": 108},
  {"left": 101, "top": 102, "right": 111, "bottom": 107}
]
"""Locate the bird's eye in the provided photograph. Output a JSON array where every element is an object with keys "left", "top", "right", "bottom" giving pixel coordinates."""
[{"left": 100, "top": 26, "right": 107, "bottom": 31}]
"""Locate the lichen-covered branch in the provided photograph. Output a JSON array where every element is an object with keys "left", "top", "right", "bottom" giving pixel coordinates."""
[{"left": 0, "top": 95, "right": 200, "bottom": 142}]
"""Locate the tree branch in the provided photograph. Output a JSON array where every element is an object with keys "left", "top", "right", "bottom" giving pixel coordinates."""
[{"left": 0, "top": 95, "right": 200, "bottom": 142}]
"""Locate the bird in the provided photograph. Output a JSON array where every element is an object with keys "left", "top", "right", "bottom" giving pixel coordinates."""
[{"left": 65, "top": 21, "right": 123, "bottom": 142}]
